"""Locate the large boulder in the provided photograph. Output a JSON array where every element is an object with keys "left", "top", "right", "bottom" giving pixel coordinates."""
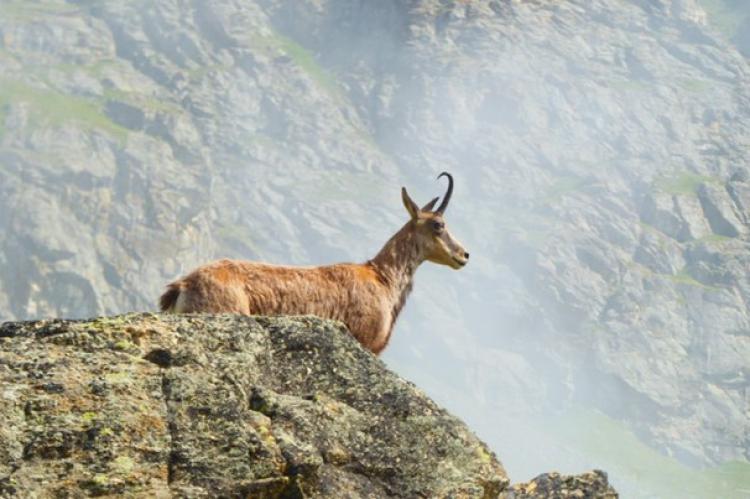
[
  {"left": 1, "top": 0, "right": 750, "bottom": 475},
  {"left": 0, "top": 313, "right": 617, "bottom": 498}
]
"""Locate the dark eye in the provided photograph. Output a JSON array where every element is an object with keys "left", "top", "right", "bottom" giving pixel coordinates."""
[{"left": 432, "top": 221, "right": 444, "bottom": 231}]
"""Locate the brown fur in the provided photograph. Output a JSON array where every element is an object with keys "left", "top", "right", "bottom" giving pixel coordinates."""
[
  {"left": 159, "top": 180, "right": 469, "bottom": 355},
  {"left": 159, "top": 283, "right": 181, "bottom": 313}
]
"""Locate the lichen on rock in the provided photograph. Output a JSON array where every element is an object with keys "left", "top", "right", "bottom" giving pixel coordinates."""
[{"left": 0, "top": 313, "right": 518, "bottom": 497}]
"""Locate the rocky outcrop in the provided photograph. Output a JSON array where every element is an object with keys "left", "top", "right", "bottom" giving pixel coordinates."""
[
  {"left": 0, "top": 313, "right": 613, "bottom": 498},
  {"left": 502, "top": 470, "right": 617, "bottom": 499}
]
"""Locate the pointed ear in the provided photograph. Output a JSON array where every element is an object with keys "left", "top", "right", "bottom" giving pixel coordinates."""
[
  {"left": 421, "top": 196, "right": 440, "bottom": 212},
  {"left": 401, "top": 187, "right": 419, "bottom": 219}
]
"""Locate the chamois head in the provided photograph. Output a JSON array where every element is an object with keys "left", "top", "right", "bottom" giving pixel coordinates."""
[{"left": 401, "top": 172, "right": 469, "bottom": 269}]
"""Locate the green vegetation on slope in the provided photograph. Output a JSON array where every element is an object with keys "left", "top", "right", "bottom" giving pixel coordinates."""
[
  {"left": 677, "top": 78, "right": 713, "bottom": 94},
  {"left": 653, "top": 172, "right": 716, "bottom": 196},
  {"left": 1, "top": 1, "right": 81, "bottom": 21},
  {"left": 0, "top": 80, "right": 128, "bottom": 142},
  {"left": 250, "top": 31, "right": 342, "bottom": 100},
  {"left": 549, "top": 406, "right": 750, "bottom": 499},
  {"left": 667, "top": 267, "right": 722, "bottom": 290},
  {"left": 275, "top": 34, "right": 340, "bottom": 96},
  {"left": 102, "top": 87, "right": 181, "bottom": 114}
]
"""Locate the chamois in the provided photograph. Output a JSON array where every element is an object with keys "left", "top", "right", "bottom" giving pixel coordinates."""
[{"left": 159, "top": 173, "right": 470, "bottom": 354}]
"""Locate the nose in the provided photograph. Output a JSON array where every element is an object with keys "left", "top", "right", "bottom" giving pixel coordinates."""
[{"left": 464, "top": 252, "right": 470, "bottom": 259}]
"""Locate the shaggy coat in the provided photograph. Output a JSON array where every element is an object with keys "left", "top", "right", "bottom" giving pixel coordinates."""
[{"left": 160, "top": 174, "right": 469, "bottom": 354}]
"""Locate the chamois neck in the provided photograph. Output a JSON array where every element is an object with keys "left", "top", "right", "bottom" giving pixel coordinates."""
[{"left": 368, "top": 222, "right": 424, "bottom": 292}]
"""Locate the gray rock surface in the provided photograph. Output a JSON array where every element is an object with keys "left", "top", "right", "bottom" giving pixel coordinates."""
[
  {"left": 0, "top": 313, "right": 616, "bottom": 498},
  {"left": 0, "top": 0, "right": 749, "bottom": 491},
  {"left": 501, "top": 470, "right": 617, "bottom": 499}
]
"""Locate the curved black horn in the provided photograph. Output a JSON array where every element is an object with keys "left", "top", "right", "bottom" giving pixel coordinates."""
[
  {"left": 435, "top": 172, "right": 454, "bottom": 214},
  {"left": 421, "top": 196, "right": 440, "bottom": 212}
]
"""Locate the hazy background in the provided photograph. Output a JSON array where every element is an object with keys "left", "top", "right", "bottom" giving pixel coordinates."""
[{"left": 1, "top": 0, "right": 749, "bottom": 497}]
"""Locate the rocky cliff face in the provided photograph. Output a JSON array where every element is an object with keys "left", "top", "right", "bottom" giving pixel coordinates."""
[
  {"left": 0, "top": 313, "right": 617, "bottom": 498},
  {"left": 0, "top": 0, "right": 749, "bottom": 496}
]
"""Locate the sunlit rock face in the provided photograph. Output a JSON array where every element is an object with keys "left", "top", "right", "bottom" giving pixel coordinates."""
[
  {"left": 0, "top": 1, "right": 749, "bottom": 494},
  {"left": 0, "top": 313, "right": 512, "bottom": 497}
]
